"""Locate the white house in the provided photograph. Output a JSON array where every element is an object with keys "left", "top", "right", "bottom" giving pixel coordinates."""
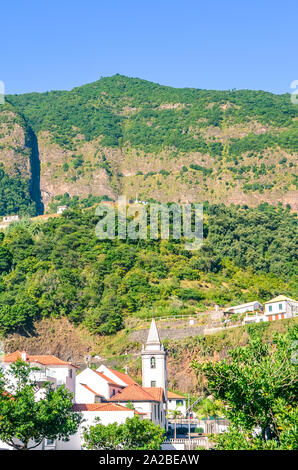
[
  {"left": 54, "top": 403, "right": 138, "bottom": 450},
  {"left": 224, "top": 301, "right": 262, "bottom": 316},
  {"left": 57, "top": 205, "right": 68, "bottom": 214},
  {"left": 75, "top": 367, "right": 124, "bottom": 402},
  {"left": 2, "top": 215, "right": 19, "bottom": 223},
  {"left": 96, "top": 364, "right": 138, "bottom": 387},
  {"left": 242, "top": 314, "right": 267, "bottom": 325},
  {"left": 109, "top": 382, "right": 166, "bottom": 428},
  {"left": 167, "top": 391, "right": 187, "bottom": 416},
  {"left": 264, "top": 295, "right": 298, "bottom": 321},
  {"left": 1, "top": 350, "right": 78, "bottom": 399}
]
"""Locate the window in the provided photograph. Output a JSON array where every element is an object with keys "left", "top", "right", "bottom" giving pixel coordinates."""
[
  {"left": 150, "top": 357, "right": 156, "bottom": 369},
  {"left": 68, "top": 368, "right": 73, "bottom": 378},
  {"left": 269, "top": 305, "right": 272, "bottom": 312},
  {"left": 176, "top": 400, "right": 183, "bottom": 406},
  {"left": 279, "top": 303, "right": 282, "bottom": 311},
  {"left": 151, "top": 381, "right": 156, "bottom": 387}
]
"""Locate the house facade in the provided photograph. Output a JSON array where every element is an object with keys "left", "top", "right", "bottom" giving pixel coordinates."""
[
  {"left": 1, "top": 351, "right": 77, "bottom": 399},
  {"left": 167, "top": 391, "right": 187, "bottom": 415},
  {"left": 224, "top": 300, "right": 262, "bottom": 316},
  {"left": 264, "top": 295, "right": 298, "bottom": 321},
  {"left": 75, "top": 367, "right": 123, "bottom": 402}
]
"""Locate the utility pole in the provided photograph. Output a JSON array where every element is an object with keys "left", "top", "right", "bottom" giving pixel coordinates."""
[
  {"left": 186, "top": 395, "right": 204, "bottom": 450},
  {"left": 188, "top": 394, "right": 191, "bottom": 449}
]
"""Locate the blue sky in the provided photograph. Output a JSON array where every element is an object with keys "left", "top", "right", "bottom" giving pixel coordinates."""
[{"left": 1, "top": 0, "right": 298, "bottom": 95}]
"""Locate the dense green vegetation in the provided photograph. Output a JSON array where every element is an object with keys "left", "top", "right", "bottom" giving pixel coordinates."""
[
  {"left": 7, "top": 75, "right": 298, "bottom": 154},
  {"left": 192, "top": 326, "right": 298, "bottom": 449},
  {"left": 0, "top": 361, "right": 81, "bottom": 449},
  {"left": 0, "top": 202, "right": 296, "bottom": 336},
  {"left": 0, "top": 164, "right": 36, "bottom": 217},
  {"left": 0, "top": 75, "right": 296, "bottom": 216},
  {"left": 47, "top": 193, "right": 112, "bottom": 214}
]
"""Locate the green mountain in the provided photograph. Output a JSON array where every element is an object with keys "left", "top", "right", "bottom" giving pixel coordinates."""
[
  {"left": 0, "top": 74, "right": 297, "bottom": 216},
  {"left": 0, "top": 203, "right": 297, "bottom": 336}
]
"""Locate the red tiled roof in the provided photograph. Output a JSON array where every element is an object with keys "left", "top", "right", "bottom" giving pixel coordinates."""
[
  {"left": 105, "top": 367, "right": 138, "bottom": 386},
  {"left": 110, "top": 383, "right": 164, "bottom": 402},
  {"left": 167, "top": 391, "right": 185, "bottom": 399},
  {"left": 79, "top": 384, "right": 104, "bottom": 397},
  {"left": 143, "top": 387, "right": 164, "bottom": 402},
  {"left": 3, "top": 351, "right": 79, "bottom": 368},
  {"left": 92, "top": 370, "right": 123, "bottom": 387},
  {"left": 72, "top": 403, "right": 136, "bottom": 412}
]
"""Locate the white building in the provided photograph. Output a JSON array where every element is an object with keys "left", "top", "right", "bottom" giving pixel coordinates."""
[
  {"left": 107, "top": 320, "right": 168, "bottom": 429},
  {"left": 224, "top": 300, "right": 262, "bottom": 316},
  {"left": 57, "top": 205, "right": 68, "bottom": 214},
  {"left": 109, "top": 383, "right": 166, "bottom": 428},
  {"left": 75, "top": 367, "right": 123, "bottom": 402},
  {"left": 2, "top": 215, "right": 19, "bottom": 223},
  {"left": 141, "top": 318, "right": 168, "bottom": 398},
  {"left": 1, "top": 350, "right": 77, "bottom": 399},
  {"left": 264, "top": 295, "right": 298, "bottom": 321},
  {"left": 55, "top": 403, "right": 137, "bottom": 450},
  {"left": 0, "top": 321, "right": 172, "bottom": 449},
  {"left": 167, "top": 391, "right": 187, "bottom": 416}
]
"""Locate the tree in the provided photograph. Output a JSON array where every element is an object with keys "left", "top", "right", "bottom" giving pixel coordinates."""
[
  {"left": 0, "top": 361, "right": 82, "bottom": 449},
  {"left": 166, "top": 407, "right": 182, "bottom": 439},
  {"left": 191, "top": 326, "right": 298, "bottom": 449},
  {"left": 196, "top": 398, "right": 224, "bottom": 434},
  {"left": 83, "top": 415, "right": 165, "bottom": 450}
]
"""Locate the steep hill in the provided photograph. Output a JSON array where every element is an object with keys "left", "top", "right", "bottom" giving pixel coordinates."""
[
  {"left": 1, "top": 74, "right": 297, "bottom": 214},
  {"left": 0, "top": 204, "right": 296, "bottom": 337}
]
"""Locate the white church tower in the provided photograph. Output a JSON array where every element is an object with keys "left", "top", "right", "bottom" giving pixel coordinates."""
[{"left": 141, "top": 319, "right": 167, "bottom": 399}]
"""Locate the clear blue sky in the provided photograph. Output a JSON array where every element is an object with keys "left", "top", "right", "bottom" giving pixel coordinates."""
[{"left": 1, "top": 0, "right": 298, "bottom": 95}]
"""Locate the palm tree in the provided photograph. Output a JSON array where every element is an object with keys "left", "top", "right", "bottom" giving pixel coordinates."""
[
  {"left": 196, "top": 398, "right": 223, "bottom": 434},
  {"left": 166, "top": 407, "right": 182, "bottom": 439}
]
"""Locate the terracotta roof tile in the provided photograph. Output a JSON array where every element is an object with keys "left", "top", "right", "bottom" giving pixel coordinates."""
[
  {"left": 105, "top": 367, "right": 138, "bottom": 386},
  {"left": 72, "top": 403, "right": 136, "bottom": 412},
  {"left": 110, "top": 383, "right": 164, "bottom": 402},
  {"left": 79, "top": 384, "right": 104, "bottom": 397},
  {"left": 167, "top": 391, "right": 185, "bottom": 399},
  {"left": 92, "top": 370, "right": 123, "bottom": 386},
  {"left": 143, "top": 387, "right": 164, "bottom": 402},
  {"left": 3, "top": 351, "right": 79, "bottom": 368}
]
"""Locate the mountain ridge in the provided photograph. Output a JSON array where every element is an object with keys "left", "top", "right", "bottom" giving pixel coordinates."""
[{"left": 1, "top": 74, "right": 297, "bottom": 215}]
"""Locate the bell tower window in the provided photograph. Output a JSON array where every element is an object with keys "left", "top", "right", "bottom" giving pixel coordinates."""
[{"left": 150, "top": 357, "right": 156, "bottom": 368}]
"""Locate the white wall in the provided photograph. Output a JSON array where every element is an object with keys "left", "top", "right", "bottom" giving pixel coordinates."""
[
  {"left": 167, "top": 399, "right": 186, "bottom": 415},
  {"left": 56, "top": 409, "right": 135, "bottom": 450},
  {"left": 141, "top": 353, "right": 167, "bottom": 395}
]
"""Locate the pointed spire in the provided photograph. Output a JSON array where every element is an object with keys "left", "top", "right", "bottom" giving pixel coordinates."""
[{"left": 146, "top": 319, "right": 161, "bottom": 345}]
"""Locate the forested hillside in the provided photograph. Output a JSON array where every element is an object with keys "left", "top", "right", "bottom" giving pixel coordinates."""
[
  {"left": 0, "top": 74, "right": 296, "bottom": 214},
  {"left": 0, "top": 203, "right": 296, "bottom": 336}
]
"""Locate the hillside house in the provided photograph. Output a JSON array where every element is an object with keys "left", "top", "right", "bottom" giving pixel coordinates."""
[
  {"left": 264, "top": 295, "right": 298, "bottom": 321},
  {"left": 2, "top": 214, "right": 19, "bottom": 223},
  {"left": 224, "top": 301, "right": 262, "bottom": 316}
]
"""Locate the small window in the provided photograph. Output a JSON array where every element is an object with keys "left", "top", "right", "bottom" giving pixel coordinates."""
[
  {"left": 150, "top": 357, "right": 156, "bottom": 369},
  {"left": 68, "top": 369, "right": 73, "bottom": 378},
  {"left": 279, "top": 303, "right": 282, "bottom": 310},
  {"left": 269, "top": 305, "right": 272, "bottom": 312},
  {"left": 151, "top": 381, "right": 156, "bottom": 387}
]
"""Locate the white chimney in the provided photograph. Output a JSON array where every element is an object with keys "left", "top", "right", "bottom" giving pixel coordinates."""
[{"left": 21, "top": 351, "right": 27, "bottom": 361}]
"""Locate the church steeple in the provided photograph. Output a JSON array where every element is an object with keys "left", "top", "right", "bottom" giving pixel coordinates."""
[
  {"left": 145, "top": 318, "right": 162, "bottom": 350},
  {"left": 141, "top": 319, "right": 167, "bottom": 398}
]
